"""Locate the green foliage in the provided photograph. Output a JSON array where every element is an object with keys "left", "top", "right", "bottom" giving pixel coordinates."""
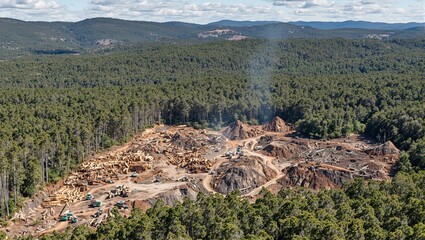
[
  {"left": 1, "top": 18, "right": 424, "bottom": 58},
  {"left": 0, "top": 38, "right": 424, "bottom": 219},
  {"left": 409, "top": 138, "right": 425, "bottom": 169},
  {"left": 398, "top": 152, "right": 413, "bottom": 173},
  {"left": 34, "top": 171, "right": 425, "bottom": 240}
]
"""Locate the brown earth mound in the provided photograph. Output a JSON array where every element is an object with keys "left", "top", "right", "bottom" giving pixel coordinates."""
[
  {"left": 262, "top": 142, "right": 309, "bottom": 159},
  {"left": 171, "top": 132, "right": 202, "bottom": 150},
  {"left": 258, "top": 135, "right": 274, "bottom": 146},
  {"left": 147, "top": 184, "right": 200, "bottom": 206},
  {"left": 365, "top": 141, "right": 400, "bottom": 156},
  {"left": 263, "top": 116, "right": 291, "bottom": 132},
  {"left": 213, "top": 156, "right": 276, "bottom": 194},
  {"left": 222, "top": 120, "right": 263, "bottom": 140},
  {"left": 278, "top": 163, "right": 353, "bottom": 190}
]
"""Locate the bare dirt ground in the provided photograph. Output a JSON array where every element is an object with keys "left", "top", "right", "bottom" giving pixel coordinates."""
[{"left": 4, "top": 118, "right": 400, "bottom": 238}]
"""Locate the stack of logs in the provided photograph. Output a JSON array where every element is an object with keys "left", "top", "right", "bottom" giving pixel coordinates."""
[
  {"left": 41, "top": 151, "right": 153, "bottom": 208},
  {"left": 169, "top": 151, "right": 212, "bottom": 173}
]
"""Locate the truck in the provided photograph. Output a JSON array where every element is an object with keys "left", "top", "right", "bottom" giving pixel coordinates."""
[
  {"left": 115, "top": 201, "right": 129, "bottom": 209},
  {"left": 90, "top": 199, "right": 103, "bottom": 208}
]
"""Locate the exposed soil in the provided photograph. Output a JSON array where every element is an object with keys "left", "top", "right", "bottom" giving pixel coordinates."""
[
  {"left": 365, "top": 141, "right": 400, "bottom": 156},
  {"left": 263, "top": 116, "right": 291, "bottom": 132},
  {"left": 278, "top": 163, "right": 354, "bottom": 190},
  {"left": 222, "top": 120, "right": 263, "bottom": 140},
  {"left": 262, "top": 141, "right": 310, "bottom": 159},
  {"left": 4, "top": 119, "right": 400, "bottom": 238},
  {"left": 212, "top": 156, "right": 277, "bottom": 194}
]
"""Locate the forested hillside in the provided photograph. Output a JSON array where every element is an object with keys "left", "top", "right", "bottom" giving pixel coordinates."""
[
  {"left": 1, "top": 18, "right": 424, "bottom": 58},
  {"left": 0, "top": 38, "right": 424, "bottom": 231}
]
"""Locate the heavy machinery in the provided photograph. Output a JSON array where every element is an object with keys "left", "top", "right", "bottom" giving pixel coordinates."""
[
  {"left": 236, "top": 146, "right": 242, "bottom": 154},
  {"left": 70, "top": 216, "right": 78, "bottom": 223},
  {"left": 107, "top": 185, "right": 131, "bottom": 198},
  {"left": 59, "top": 211, "right": 77, "bottom": 223},
  {"left": 86, "top": 194, "right": 94, "bottom": 200},
  {"left": 90, "top": 199, "right": 103, "bottom": 208},
  {"left": 115, "top": 201, "right": 129, "bottom": 209},
  {"left": 59, "top": 214, "right": 70, "bottom": 222},
  {"left": 58, "top": 203, "right": 73, "bottom": 221},
  {"left": 122, "top": 187, "right": 131, "bottom": 197},
  {"left": 92, "top": 208, "right": 103, "bottom": 218}
]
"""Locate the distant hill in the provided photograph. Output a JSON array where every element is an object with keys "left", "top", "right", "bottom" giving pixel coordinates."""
[
  {"left": 208, "top": 20, "right": 281, "bottom": 27},
  {"left": 208, "top": 20, "right": 425, "bottom": 30},
  {"left": 0, "top": 17, "right": 424, "bottom": 58},
  {"left": 289, "top": 21, "right": 425, "bottom": 30}
]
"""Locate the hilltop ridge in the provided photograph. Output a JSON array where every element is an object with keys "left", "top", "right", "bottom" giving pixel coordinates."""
[{"left": 1, "top": 17, "right": 424, "bottom": 58}]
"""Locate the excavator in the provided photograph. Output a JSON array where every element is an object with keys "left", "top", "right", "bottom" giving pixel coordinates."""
[{"left": 58, "top": 203, "right": 78, "bottom": 223}]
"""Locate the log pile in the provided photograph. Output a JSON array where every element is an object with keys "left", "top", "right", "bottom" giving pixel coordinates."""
[
  {"left": 40, "top": 125, "right": 220, "bottom": 208},
  {"left": 365, "top": 141, "right": 400, "bottom": 157},
  {"left": 41, "top": 150, "right": 154, "bottom": 208},
  {"left": 41, "top": 186, "right": 84, "bottom": 207},
  {"left": 130, "top": 127, "right": 217, "bottom": 173},
  {"left": 168, "top": 151, "right": 212, "bottom": 173},
  {"left": 64, "top": 150, "right": 154, "bottom": 186}
]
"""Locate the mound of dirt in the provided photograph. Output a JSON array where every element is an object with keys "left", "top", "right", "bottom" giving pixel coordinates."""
[
  {"left": 222, "top": 120, "right": 263, "bottom": 140},
  {"left": 263, "top": 116, "right": 291, "bottom": 132},
  {"left": 147, "top": 184, "right": 199, "bottom": 206},
  {"left": 213, "top": 156, "right": 276, "bottom": 194},
  {"left": 258, "top": 135, "right": 274, "bottom": 146},
  {"left": 171, "top": 132, "right": 202, "bottom": 150},
  {"left": 365, "top": 141, "right": 400, "bottom": 156},
  {"left": 262, "top": 142, "right": 309, "bottom": 159},
  {"left": 278, "top": 163, "right": 353, "bottom": 190},
  {"left": 132, "top": 200, "right": 152, "bottom": 212}
]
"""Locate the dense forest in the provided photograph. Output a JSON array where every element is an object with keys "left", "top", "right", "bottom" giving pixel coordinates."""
[
  {"left": 2, "top": 17, "right": 424, "bottom": 58},
  {"left": 0, "top": 38, "right": 424, "bottom": 232}
]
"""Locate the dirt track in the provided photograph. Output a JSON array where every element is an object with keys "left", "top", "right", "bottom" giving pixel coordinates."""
[
  {"left": 243, "top": 149, "right": 287, "bottom": 196},
  {"left": 5, "top": 120, "right": 399, "bottom": 238}
]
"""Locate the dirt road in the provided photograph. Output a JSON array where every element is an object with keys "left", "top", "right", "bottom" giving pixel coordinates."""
[
  {"left": 243, "top": 149, "right": 288, "bottom": 196},
  {"left": 202, "top": 158, "right": 226, "bottom": 193},
  {"left": 5, "top": 123, "right": 396, "bottom": 238}
]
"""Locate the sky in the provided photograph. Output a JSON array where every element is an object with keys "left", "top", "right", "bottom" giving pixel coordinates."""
[{"left": 0, "top": 0, "right": 424, "bottom": 23}]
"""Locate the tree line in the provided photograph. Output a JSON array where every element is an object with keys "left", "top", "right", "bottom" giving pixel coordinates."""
[
  {"left": 0, "top": 38, "right": 424, "bottom": 219},
  {"left": 10, "top": 171, "right": 425, "bottom": 240}
]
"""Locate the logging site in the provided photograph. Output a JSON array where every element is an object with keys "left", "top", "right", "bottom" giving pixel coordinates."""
[{"left": 3, "top": 117, "right": 400, "bottom": 237}]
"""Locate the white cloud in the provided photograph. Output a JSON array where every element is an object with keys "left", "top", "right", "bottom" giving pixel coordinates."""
[
  {"left": 409, "top": 2, "right": 425, "bottom": 22},
  {"left": 272, "top": 0, "right": 424, "bottom": 22},
  {"left": 0, "top": 0, "right": 76, "bottom": 21},
  {"left": 272, "top": 0, "right": 333, "bottom": 8},
  {"left": 0, "top": 0, "right": 60, "bottom": 9},
  {"left": 0, "top": 0, "right": 422, "bottom": 23},
  {"left": 87, "top": 0, "right": 280, "bottom": 23}
]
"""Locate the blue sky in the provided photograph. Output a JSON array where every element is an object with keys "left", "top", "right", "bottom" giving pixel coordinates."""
[{"left": 0, "top": 0, "right": 423, "bottom": 23}]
